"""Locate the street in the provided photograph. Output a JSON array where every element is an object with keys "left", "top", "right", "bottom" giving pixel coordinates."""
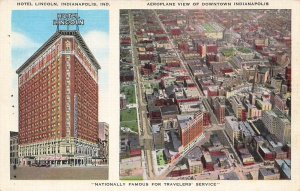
[
  {"left": 10, "top": 166, "right": 108, "bottom": 180},
  {"left": 153, "top": 10, "right": 219, "bottom": 125},
  {"left": 128, "top": 10, "right": 155, "bottom": 179}
]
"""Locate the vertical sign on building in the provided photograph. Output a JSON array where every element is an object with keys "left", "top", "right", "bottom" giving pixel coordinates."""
[
  {"left": 74, "top": 94, "right": 78, "bottom": 138},
  {"left": 65, "top": 55, "right": 71, "bottom": 138}
]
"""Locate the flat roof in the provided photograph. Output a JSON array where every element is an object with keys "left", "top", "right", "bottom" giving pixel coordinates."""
[
  {"left": 225, "top": 116, "right": 240, "bottom": 131},
  {"left": 160, "top": 105, "right": 179, "bottom": 116},
  {"left": 259, "top": 146, "right": 271, "bottom": 154},
  {"left": 203, "top": 152, "right": 212, "bottom": 163},
  {"left": 219, "top": 172, "right": 239, "bottom": 180},
  {"left": 177, "top": 114, "right": 194, "bottom": 130},
  {"left": 259, "top": 168, "right": 277, "bottom": 177},
  {"left": 169, "top": 130, "right": 181, "bottom": 152},
  {"left": 244, "top": 122, "right": 256, "bottom": 136},
  {"left": 10, "top": 131, "right": 18, "bottom": 137},
  {"left": 187, "top": 146, "right": 203, "bottom": 160}
]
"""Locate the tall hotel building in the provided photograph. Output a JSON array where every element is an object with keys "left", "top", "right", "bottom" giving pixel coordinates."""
[
  {"left": 16, "top": 30, "right": 100, "bottom": 166},
  {"left": 178, "top": 112, "right": 204, "bottom": 152}
]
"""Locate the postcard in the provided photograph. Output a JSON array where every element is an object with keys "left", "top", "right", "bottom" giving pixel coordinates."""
[{"left": 0, "top": 0, "right": 299, "bottom": 191}]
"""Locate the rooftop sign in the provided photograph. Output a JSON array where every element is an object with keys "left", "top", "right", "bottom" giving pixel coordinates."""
[{"left": 53, "top": 13, "right": 84, "bottom": 30}]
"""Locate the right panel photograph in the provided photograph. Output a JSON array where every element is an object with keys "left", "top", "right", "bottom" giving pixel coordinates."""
[{"left": 119, "top": 9, "right": 291, "bottom": 180}]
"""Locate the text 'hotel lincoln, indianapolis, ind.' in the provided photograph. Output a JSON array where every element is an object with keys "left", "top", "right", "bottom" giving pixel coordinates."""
[{"left": 16, "top": 15, "right": 101, "bottom": 166}]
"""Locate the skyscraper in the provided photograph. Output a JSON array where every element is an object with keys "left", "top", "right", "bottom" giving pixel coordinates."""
[{"left": 16, "top": 29, "right": 100, "bottom": 166}]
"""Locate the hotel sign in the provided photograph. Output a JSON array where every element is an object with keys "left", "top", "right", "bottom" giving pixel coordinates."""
[{"left": 53, "top": 13, "right": 84, "bottom": 26}]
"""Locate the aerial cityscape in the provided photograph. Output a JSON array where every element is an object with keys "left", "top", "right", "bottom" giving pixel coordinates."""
[{"left": 119, "top": 9, "right": 291, "bottom": 180}]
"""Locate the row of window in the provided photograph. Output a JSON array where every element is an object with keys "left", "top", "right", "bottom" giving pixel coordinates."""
[
  {"left": 19, "top": 131, "right": 61, "bottom": 144},
  {"left": 19, "top": 57, "right": 60, "bottom": 87},
  {"left": 20, "top": 99, "right": 60, "bottom": 113},
  {"left": 19, "top": 65, "right": 60, "bottom": 91},
  {"left": 19, "top": 146, "right": 61, "bottom": 156},
  {"left": 20, "top": 84, "right": 60, "bottom": 101},
  {"left": 20, "top": 111, "right": 60, "bottom": 122}
]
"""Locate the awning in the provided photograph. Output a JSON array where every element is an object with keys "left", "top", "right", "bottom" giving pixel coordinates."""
[{"left": 48, "top": 156, "right": 64, "bottom": 160}]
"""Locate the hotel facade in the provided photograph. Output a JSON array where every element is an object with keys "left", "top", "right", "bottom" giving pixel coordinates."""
[{"left": 16, "top": 30, "right": 100, "bottom": 166}]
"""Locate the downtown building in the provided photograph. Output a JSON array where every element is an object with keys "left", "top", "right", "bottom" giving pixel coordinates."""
[
  {"left": 177, "top": 112, "right": 205, "bottom": 153},
  {"left": 10, "top": 131, "right": 19, "bottom": 165},
  {"left": 16, "top": 30, "right": 100, "bottom": 166},
  {"left": 98, "top": 122, "right": 109, "bottom": 163},
  {"left": 262, "top": 110, "right": 291, "bottom": 144}
]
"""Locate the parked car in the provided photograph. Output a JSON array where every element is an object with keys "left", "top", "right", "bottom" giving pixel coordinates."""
[
  {"left": 39, "top": 163, "right": 50, "bottom": 167},
  {"left": 31, "top": 163, "right": 38, "bottom": 167}
]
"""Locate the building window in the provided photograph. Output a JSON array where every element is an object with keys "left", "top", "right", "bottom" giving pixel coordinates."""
[{"left": 66, "top": 146, "right": 70, "bottom": 153}]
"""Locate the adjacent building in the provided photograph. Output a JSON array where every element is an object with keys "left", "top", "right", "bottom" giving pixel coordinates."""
[
  {"left": 231, "top": 96, "right": 245, "bottom": 120},
  {"left": 210, "top": 96, "right": 225, "bottom": 124},
  {"left": 258, "top": 168, "right": 280, "bottom": 180},
  {"left": 10, "top": 131, "right": 19, "bottom": 165},
  {"left": 224, "top": 116, "right": 241, "bottom": 145},
  {"left": 98, "top": 122, "right": 109, "bottom": 162},
  {"left": 262, "top": 110, "right": 291, "bottom": 144}
]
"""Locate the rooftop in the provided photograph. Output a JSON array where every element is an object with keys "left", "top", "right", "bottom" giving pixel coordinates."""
[
  {"left": 225, "top": 116, "right": 240, "bottom": 131},
  {"left": 177, "top": 114, "right": 194, "bottom": 130},
  {"left": 259, "top": 168, "right": 278, "bottom": 177},
  {"left": 219, "top": 172, "right": 239, "bottom": 180},
  {"left": 275, "top": 159, "right": 291, "bottom": 179},
  {"left": 17, "top": 30, "right": 100, "bottom": 74},
  {"left": 169, "top": 130, "right": 182, "bottom": 152},
  {"left": 160, "top": 105, "right": 179, "bottom": 116},
  {"left": 10, "top": 131, "right": 18, "bottom": 137}
]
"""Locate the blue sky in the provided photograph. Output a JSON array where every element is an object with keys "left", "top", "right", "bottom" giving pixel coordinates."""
[
  {"left": 12, "top": 10, "right": 109, "bottom": 69},
  {"left": 11, "top": 10, "right": 110, "bottom": 124}
]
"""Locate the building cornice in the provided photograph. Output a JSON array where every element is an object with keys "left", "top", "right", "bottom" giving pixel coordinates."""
[{"left": 16, "top": 30, "right": 101, "bottom": 74}]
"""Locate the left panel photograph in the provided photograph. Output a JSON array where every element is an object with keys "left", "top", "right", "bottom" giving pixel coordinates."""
[{"left": 10, "top": 10, "right": 109, "bottom": 180}]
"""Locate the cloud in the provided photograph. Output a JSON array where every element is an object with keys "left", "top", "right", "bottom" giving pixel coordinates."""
[
  {"left": 12, "top": 32, "right": 39, "bottom": 49},
  {"left": 12, "top": 32, "right": 40, "bottom": 69},
  {"left": 82, "top": 31, "right": 110, "bottom": 121},
  {"left": 82, "top": 30, "right": 109, "bottom": 67},
  {"left": 82, "top": 30, "right": 110, "bottom": 93}
]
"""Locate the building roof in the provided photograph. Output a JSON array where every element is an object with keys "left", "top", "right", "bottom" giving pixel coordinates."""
[
  {"left": 177, "top": 114, "right": 194, "bottom": 130},
  {"left": 275, "top": 159, "right": 291, "bottom": 179},
  {"left": 10, "top": 131, "right": 18, "bottom": 137},
  {"left": 186, "top": 146, "right": 203, "bottom": 160},
  {"left": 254, "top": 135, "right": 265, "bottom": 143},
  {"left": 219, "top": 172, "right": 239, "bottom": 180},
  {"left": 225, "top": 116, "right": 240, "bottom": 132},
  {"left": 259, "top": 145, "right": 271, "bottom": 154},
  {"left": 16, "top": 30, "right": 100, "bottom": 74},
  {"left": 244, "top": 121, "right": 256, "bottom": 136},
  {"left": 188, "top": 158, "right": 203, "bottom": 167},
  {"left": 120, "top": 70, "right": 134, "bottom": 76},
  {"left": 259, "top": 168, "right": 278, "bottom": 177},
  {"left": 152, "top": 123, "right": 162, "bottom": 133},
  {"left": 258, "top": 67, "right": 269, "bottom": 74},
  {"left": 128, "top": 133, "right": 140, "bottom": 150},
  {"left": 163, "top": 148, "right": 172, "bottom": 159},
  {"left": 203, "top": 152, "right": 212, "bottom": 163},
  {"left": 160, "top": 105, "right": 179, "bottom": 116},
  {"left": 173, "top": 163, "right": 189, "bottom": 171},
  {"left": 168, "top": 130, "right": 181, "bottom": 152},
  {"left": 266, "top": 135, "right": 283, "bottom": 148}
]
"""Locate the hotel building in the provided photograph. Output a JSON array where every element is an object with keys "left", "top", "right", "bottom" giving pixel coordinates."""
[
  {"left": 178, "top": 112, "right": 204, "bottom": 151},
  {"left": 16, "top": 30, "right": 100, "bottom": 166}
]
